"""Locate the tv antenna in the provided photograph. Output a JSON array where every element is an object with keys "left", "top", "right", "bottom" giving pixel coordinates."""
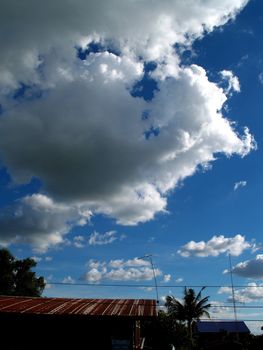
[{"left": 138, "top": 254, "right": 159, "bottom": 304}]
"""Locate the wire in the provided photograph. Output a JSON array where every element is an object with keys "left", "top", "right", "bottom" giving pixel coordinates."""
[
  {"left": 45, "top": 282, "right": 263, "bottom": 288},
  {"left": 200, "top": 318, "right": 263, "bottom": 322}
]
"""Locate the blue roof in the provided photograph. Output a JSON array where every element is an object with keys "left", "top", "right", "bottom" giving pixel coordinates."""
[{"left": 197, "top": 321, "right": 250, "bottom": 333}]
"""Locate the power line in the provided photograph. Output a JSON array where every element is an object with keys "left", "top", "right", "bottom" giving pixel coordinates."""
[
  {"left": 210, "top": 305, "right": 263, "bottom": 308},
  {"left": 201, "top": 319, "right": 263, "bottom": 322},
  {"left": 45, "top": 282, "right": 263, "bottom": 288}
]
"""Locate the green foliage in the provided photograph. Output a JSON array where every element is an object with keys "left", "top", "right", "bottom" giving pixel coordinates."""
[
  {"left": 142, "top": 310, "right": 190, "bottom": 350},
  {"left": 0, "top": 248, "right": 45, "bottom": 297},
  {"left": 165, "top": 287, "right": 211, "bottom": 339}
]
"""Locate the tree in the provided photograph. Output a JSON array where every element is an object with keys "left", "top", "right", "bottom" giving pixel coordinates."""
[
  {"left": 0, "top": 248, "right": 45, "bottom": 297},
  {"left": 142, "top": 310, "right": 190, "bottom": 350},
  {"left": 165, "top": 287, "right": 211, "bottom": 339}
]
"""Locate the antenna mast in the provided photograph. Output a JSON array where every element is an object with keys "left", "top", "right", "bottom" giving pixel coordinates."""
[{"left": 229, "top": 253, "right": 237, "bottom": 322}]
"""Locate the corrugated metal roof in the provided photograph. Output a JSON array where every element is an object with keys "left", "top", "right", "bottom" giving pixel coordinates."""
[
  {"left": 197, "top": 321, "right": 250, "bottom": 333},
  {"left": 0, "top": 296, "right": 157, "bottom": 318}
]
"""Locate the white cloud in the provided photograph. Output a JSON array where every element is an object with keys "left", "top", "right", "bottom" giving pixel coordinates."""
[
  {"left": 234, "top": 180, "right": 247, "bottom": 191},
  {"left": 31, "top": 256, "right": 42, "bottom": 263},
  {"left": 62, "top": 276, "right": 75, "bottom": 284},
  {"left": 163, "top": 274, "right": 171, "bottom": 283},
  {"left": 140, "top": 287, "right": 154, "bottom": 292},
  {"left": 31, "top": 255, "right": 53, "bottom": 262},
  {"left": 45, "top": 256, "right": 53, "bottom": 262},
  {"left": 0, "top": 0, "right": 249, "bottom": 86},
  {"left": 231, "top": 254, "right": 263, "bottom": 278},
  {"left": 88, "top": 231, "right": 118, "bottom": 246},
  {"left": 0, "top": 194, "right": 91, "bottom": 252},
  {"left": 178, "top": 234, "right": 251, "bottom": 257},
  {"left": 44, "top": 274, "right": 53, "bottom": 290},
  {"left": 108, "top": 258, "right": 151, "bottom": 268},
  {"left": 175, "top": 277, "right": 184, "bottom": 283},
  {"left": 73, "top": 235, "right": 85, "bottom": 248},
  {"left": 258, "top": 72, "right": 263, "bottom": 84},
  {"left": 218, "top": 282, "right": 263, "bottom": 303},
  {"left": 82, "top": 258, "right": 162, "bottom": 283},
  {"left": 0, "top": 0, "right": 255, "bottom": 245},
  {"left": 220, "top": 70, "right": 241, "bottom": 94}
]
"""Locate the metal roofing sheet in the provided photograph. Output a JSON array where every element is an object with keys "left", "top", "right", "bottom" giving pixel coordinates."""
[
  {"left": 197, "top": 321, "right": 250, "bottom": 333},
  {"left": 0, "top": 296, "right": 157, "bottom": 317}
]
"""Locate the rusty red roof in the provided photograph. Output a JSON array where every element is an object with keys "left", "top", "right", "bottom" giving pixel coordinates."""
[{"left": 0, "top": 296, "right": 157, "bottom": 318}]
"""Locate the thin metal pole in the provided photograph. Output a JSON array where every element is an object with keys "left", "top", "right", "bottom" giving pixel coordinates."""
[
  {"left": 229, "top": 253, "right": 239, "bottom": 341},
  {"left": 229, "top": 253, "right": 237, "bottom": 322},
  {"left": 138, "top": 254, "right": 159, "bottom": 304},
  {"left": 149, "top": 255, "right": 159, "bottom": 304}
]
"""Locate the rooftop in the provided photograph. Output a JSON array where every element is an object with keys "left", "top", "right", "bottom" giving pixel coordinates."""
[
  {"left": 197, "top": 321, "right": 250, "bottom": 333},
  {"left": 0, "top": 296, "right": 157, "bottom": 318}
]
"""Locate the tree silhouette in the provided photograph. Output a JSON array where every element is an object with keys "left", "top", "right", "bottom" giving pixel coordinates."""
[
  {"left": 165, "top": 287, "right": 211, "bottom": 338},
  {"left": 0, "top": 248, "right": 45, "bottom": 297}
]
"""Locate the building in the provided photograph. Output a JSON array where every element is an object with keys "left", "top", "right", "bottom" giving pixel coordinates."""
[
  {"left": 197, "top": 320, "right": 250, "bottom": 349},
  {"left": 0, "top": 295, "right": 157, "bottom": 349}
]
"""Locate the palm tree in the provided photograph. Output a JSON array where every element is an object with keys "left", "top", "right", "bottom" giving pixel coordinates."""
[{"left": 165, "top": 287, "right": 211, "bottom": 338}]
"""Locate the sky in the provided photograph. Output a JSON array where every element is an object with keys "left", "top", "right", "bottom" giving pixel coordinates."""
[{"left": 1, "top": 0, "right": 263, "bottom": 334}]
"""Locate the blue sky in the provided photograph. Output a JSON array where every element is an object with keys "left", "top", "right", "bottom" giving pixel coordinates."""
[{"left": 1, "top": 0, "right": 263, "bottom": 333}]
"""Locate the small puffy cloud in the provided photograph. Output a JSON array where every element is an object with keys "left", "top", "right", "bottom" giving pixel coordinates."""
[
  {"left": 31, "top": 255, "right": 53, "bottom": 262},
  {"left": 82, "top": 258, "right": 162, "bottom": 283},
  {"left": 259, "top": 72, "right": 263, "bottom": 84},
  {"left": 231, "top": 254, "right": 263, "bottom": 278},
  {"left": 209, "top": 300, "right": 231, "bottom": 315},
  {"left": 220, "top": 70, "right": 241, "bottom": 94},
  {"left": 0, "top": 194, "right": 91, "bottom": 252},
  {"left": 88, "top": 231, "right": 118, "bottom": 246},
  {"left": 175, "top": 277, "right": 184, "bottom": 283},
  {"left": 162, "top": 274, "right": 171, "bottom": 283},
  {"left": 73, "top": 235, "right": 85, "bottom": 248},
  {"left": 178, "top": 234, "right": 251, "bottom": 257},
  {"left": 62, "top": 276, "right": 75, "bottom": 284},
  {"left": 218, "top": 282, "right": 263, "bottom": 303},
  {"left": 45, "top": 256, "right": 53, "bottom": 262},
  {"left": 31, "top": 256, "right": 42, "bottom": 263},
  {"left": 234, "top": 180, "right": 247, "bottom": 191},
  {"left": 108, "top": 258, "right": 151, "bottom": 268},
  {"left": 106, "top": 267, "right": 160, "bottom": 281}
]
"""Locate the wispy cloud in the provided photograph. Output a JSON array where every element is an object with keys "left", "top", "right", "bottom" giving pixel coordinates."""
[
  {"left": 175, "top": 277, "right": 184, "bottom": 283},
  {"left": 234, "top": 180, "right": 247, "bottom": 191},
  {"left": 88, "top": 231, "right": 125, "bottom": 246},
  {"left": 218, "top": 282, "right": 263, "bottom": 303},
  {"left": 259, "top": 72, "right": 263, "bottom": 85}
]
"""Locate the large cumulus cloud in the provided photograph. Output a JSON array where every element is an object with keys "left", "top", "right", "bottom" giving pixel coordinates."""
[
  {"left": 0, "top": 0, "right": 256, "bottom": 250},
  {"left": 0, "top": 194, "right": 91, "bottom": 252},
  {"left": 0, "top": 0, "right": 249, "bottom": 86}
]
